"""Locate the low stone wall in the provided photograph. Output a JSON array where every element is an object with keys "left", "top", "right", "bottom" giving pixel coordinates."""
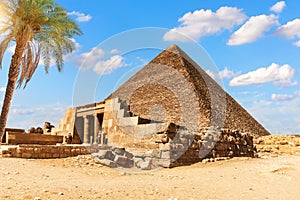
[
  {"left": 2, "top": 144, "right": 111, "bottom": 159},
  {"left": 6, "top": 132, "right": 64, "bottom": 145},
  {"left": 2, "top": 128, "right": 25, "bottom": 143},
  {"left": 155, "top": 127, "right": 255, "bottom": 167}
]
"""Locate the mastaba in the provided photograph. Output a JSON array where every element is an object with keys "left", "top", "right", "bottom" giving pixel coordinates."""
[{"left": 108, "top": 44, "right": 270, "bottom": 137}]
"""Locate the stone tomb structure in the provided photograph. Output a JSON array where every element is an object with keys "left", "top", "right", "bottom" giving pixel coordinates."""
[
  {"left": 52, "top": 104, "right": 107, "bottom": 145},
  {"left": 55, "top": 44, "right": 270, "bottom": 167}
]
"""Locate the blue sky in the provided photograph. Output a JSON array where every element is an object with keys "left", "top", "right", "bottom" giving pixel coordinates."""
[{"left": 0, "top": 0, "right": 300, "bottom": 134}]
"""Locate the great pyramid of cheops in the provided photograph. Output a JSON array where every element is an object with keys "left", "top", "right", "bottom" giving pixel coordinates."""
[{"left": 108, "top": 44, "right": 270, "bottom": 137}]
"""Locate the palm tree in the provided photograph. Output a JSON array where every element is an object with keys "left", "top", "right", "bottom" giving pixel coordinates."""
[{"left": 0, "top": 0, "right": 82, "bottom": 142}]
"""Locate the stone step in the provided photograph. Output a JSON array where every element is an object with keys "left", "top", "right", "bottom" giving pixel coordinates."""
[
  {"left": 104, "top": 98, "right": 121, "bottom": 112},
  {"left": 117, "top": 109, "right": 125, "bottom": 119},
  {"left": 119, "top": 122, "right": 165, "bottom": 138},
  {"left": 117, "top": 109, "right": 132, "bottom": 119},
  {"left": 116, "top": 116, "right": 139, "bottom": 126}
]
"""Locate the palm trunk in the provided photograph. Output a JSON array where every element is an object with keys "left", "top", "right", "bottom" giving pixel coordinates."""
[{"left": 0, "top": 41, "right": 25, "bottom": 143}]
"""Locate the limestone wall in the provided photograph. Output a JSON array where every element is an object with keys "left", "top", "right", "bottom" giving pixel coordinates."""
[
  {"left": 2, "top": 128, "right": 25, "bottom": 143},
  {"left": 102, "top": 98, "right": 165, "bottom": 150},
  {"left": 2, "top": 145, "right": 111, "bottom": 159},
  {"left": 53, "top": 107, "right": 76, "bottom": 136},
  {"left": 6, "top": 132, "right": 63, "bottom": 145},
  {"left": 154, "top": 127, "right": 256, "bottom": 167}
]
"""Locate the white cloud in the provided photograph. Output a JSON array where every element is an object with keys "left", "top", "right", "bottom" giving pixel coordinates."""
[
  {"left": 69, "top": 38, "right": 81, "bottom": 51},
  {"left": 229, "top": 63, "right": 297, "bottom": 87},
  {"left": 248, "top": 97, "right": 300, "bottom": 134},
  {"left": 93, "top": 55, "right": 127, "bottom": 75},
  {"left": 163, "top": 6, "right": 247, "bottom": 42},
  {"left": 206, "top": 67, "right": 239, "bottom": 80},
  {"left": 219, "top": 67, "right": 239, "bottom": 79},
  {"left": 275, "top": 19, "right": 300, "bottom": 47},
  {"left": 110, "top": 49, "right": 119, "bottom": 54},
  {"left": 136, "top": 57, "right": 149, "bottom": 66},
  {"left": 205, "top": 69, "right": 217, "bottom": 80},
  {"left": 67, "top": 11, "right": 92, "bottom": 22},
  {"left": 7, "top": 103, "right": 67, "bottom": 129},
  {"left": 227, "top": 14, "right": 279, "bottom": 45},
  {"left": 293, "top": 40, "right": 300, "bottom": 47},
  {"left": 12, "top": 108, "right": 34, "bottom": 115},
  {"left": 271, "top": 94, "right": 293, "bottom": 101},
  {"left": 270, "top": 1, "right": 286, "bottom": 13},
  {"left": 0, "top": 87, "right": 5, "bottom": 92},
  {"left": 294, "top": 90, "right": 300, "bottom": 96},
  {"left": 75, "top": 47, "right": 105, "bottom": 70},
  {"left": 75, "top": 47, "right": 128, "bottom": 75}
]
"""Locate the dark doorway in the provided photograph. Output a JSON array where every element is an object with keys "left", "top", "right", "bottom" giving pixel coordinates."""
[
  {"left": 73, "top": 116, "right": 84, "bottom": 144},
  {"left": 97, "top": 113, "right": 104, "bottom": 129}
]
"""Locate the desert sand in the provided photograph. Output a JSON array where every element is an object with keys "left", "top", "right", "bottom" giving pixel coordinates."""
[{"left": 1, "top": 135, "right": 300, "bottom": 200}]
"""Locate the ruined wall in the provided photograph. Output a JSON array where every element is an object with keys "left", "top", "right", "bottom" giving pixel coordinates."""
[
  {"left": 53, "top": 108, "right": 76, "bottom": 136},
  {"left": 154, "top": 127, "right": 256, "bottom": 167},
  {"left": 102, "top": 98, "right": 161, "bottom": 150},
  {"left": 6, "top": 132, "right": 63, "bottom": 145},
  {"left": 2, "top": 128, "right": 25, "bottom": 143},
  {"left": 2, "top": 145, "right": 111, "bottom": 159}
]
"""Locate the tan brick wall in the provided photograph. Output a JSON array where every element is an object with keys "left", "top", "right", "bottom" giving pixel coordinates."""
[
  {"left": 6, "top": 132, "right": 63, "bottom": 145},
  {"left": 2, "top": 145, "right": 111, "bottom": 159}
]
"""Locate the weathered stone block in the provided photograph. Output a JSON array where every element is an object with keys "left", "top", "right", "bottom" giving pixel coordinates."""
[
  {"left": 1, "top": 150, "right": 10, "bottom": 154},
  {"left": 159, "top": 143, "right": 170, "bottom": 151},
  {"left": 95, "top": 158, "right": 118, "bottom": 168},
  {"left": 133, "top": 157, "right": 143, "bottom": 168},
  {"left": 124, "top": 151, "right": 133, "bottom": 159},
  {"left": 45, "top": 153, "right": 52, "bottom": 158},
  {"left": 114, "top": 155, "right": 133, "bottom": 168},
  {"left": 157, "top": 159, "right": 171, "bottom": 168},
  {"left": 179, "top": 138, "right": 188, "bottom": 145},
  {"left": 97, "top": 150, "right": 107, "bottom": 159},
  {"left": 114, "top": 155, "right": 126, "bottom": 165},
  {"left": 81, "top": 148, "right": 88, "bottom": 154},
  {"left": 151, "top": 150, "right": 161, "bottom": 158},
  {"left": 161, "top": 150, "right": 170, "bottom": 159},
  {"left": 53, "top": 154, "right": 59, "bottom": 158},
  {"left": 105, "top": 150, "right": 116, "bottom": 160},
  {"left": 140, "top": 160, "right": 152, "bottom": 170},
  {"left": 40, "top": 153, "right": 46, "bottom": 158},
  {"left": 64, "top": 148, "right": 70, "bottom": 153},
  {"left": 175, "top": 143, "right": 185, "bottom": 152},
  {"left": 113, "top": 147, "right": 125, "bottom": 156},
  {"left": 50, "top": 148, "right": 57, "bottom": 153},
  {"left": 96, "top": 150, "right": 116, "bottom": 160},
  {"left": 33, "top": 148, "right": 40, "bottom": 153},
  {"left": 22, "top": 153, "right": 32, "bottom": 158}
]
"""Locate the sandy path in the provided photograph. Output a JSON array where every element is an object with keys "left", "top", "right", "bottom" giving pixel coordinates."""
[{"left": 1, "top": 155, "right": 300, "bottom": 200}]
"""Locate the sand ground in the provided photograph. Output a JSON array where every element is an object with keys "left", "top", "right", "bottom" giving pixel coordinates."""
[{"left": 0, "top": 154, "right": 300, "bottom": 200}]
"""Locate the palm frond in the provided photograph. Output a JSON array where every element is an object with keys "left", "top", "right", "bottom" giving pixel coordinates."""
[
  {"left": 0, "top": 37, "right": 11, "bottom": 69},
  {"left": 0, "top": 0, "right": 82, "bottom": 88}
]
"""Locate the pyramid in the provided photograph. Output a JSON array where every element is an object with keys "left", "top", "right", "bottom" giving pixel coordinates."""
[{"left": 108, "top": 44, "right": 270, "bottom": 137}]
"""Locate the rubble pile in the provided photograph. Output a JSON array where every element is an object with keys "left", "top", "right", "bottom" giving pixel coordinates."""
[
  {"left": 92, "top": 147, "right": 158, "bottom": 170},
  {"left": 254, "top": 135, "right": 300, "bottom": 156},
  {"left": 155, "top": 126, "right": 256, "bottom": 167}
]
